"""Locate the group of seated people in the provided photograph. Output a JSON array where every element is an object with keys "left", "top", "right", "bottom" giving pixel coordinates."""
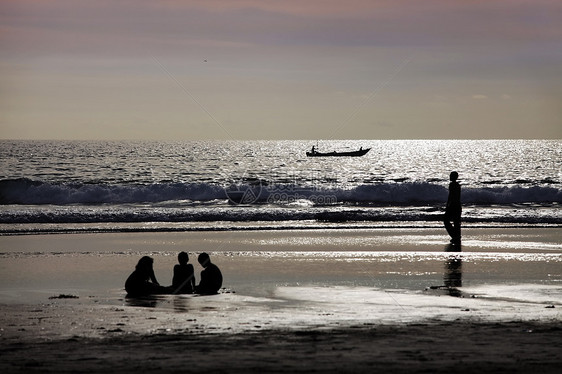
[{"left": 125, "top": 252, "right": 223, "bottom": 297}]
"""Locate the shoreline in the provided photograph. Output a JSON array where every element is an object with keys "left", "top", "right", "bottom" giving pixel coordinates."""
[{"left": 1, "top": 220, "right": 561, "bottom": 236}]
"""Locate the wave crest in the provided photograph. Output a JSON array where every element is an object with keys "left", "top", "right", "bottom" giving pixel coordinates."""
[{"left": 1, "top": 178, "right": 560, "bottom": 205}]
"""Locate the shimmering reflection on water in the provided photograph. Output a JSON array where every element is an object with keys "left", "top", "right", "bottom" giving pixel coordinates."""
[{"left": 221, "top": 250, "right": 562, "bottom": 263}]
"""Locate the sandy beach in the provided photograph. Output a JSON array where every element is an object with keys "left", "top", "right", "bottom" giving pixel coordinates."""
[{"left": 1, "top": 225, "right": 561, "bottom": 373}]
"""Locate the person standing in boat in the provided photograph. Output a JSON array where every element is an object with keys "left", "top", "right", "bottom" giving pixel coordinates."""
[
  {"left": 444, "top": 171, "right": 462, "bottom": 244},
  {"left": 311, "top": 145, "right": 316, "bottom": 154}
]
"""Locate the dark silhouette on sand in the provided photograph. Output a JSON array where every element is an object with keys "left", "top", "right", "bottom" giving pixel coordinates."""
[
  {"left": 429, "top": 243, "right": 463, "bottom": 296},
  {"left": 172, "top": 251, "right": 196, "bottom": 294},
  {"left": 444, "top": 243, "right": 463, "bottom": 296},
  {"left": 125, "top": 256, "right": 168, "bottom": 297},
  {"left": 444, "top": 171, "right": 462, "bottom": 243},
  {"left": 444, "top": 256, "right": 462, "bottom": 288},
  {"left": 195, "top": 253, "right": 223, "bottom": 295}
]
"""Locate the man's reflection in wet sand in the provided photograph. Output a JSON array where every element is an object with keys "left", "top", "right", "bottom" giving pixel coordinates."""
[{"left": 443, "top": 243, "right": 462, "bottom": 296}]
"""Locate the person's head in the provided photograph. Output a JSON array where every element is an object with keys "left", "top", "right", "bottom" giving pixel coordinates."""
[
  {"left": 178, "top": 251, "right": 189, "bottom": 265},
  {"left": 449, "top": 171, "right": 459, "bottom": 182},
  {"left": 198, "top": 252, "right": 211, "bottom": 268},
  {"left": 136, "top": 256, "right": 154, "bottom": 273}
]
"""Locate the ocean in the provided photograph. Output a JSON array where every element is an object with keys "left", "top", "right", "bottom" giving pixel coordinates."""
[
  {"left": 0, "top": 139, "right": 560, "bottom": 325},
  {"left": 0, "top": 139, "right": 560, "bottom": 233}
]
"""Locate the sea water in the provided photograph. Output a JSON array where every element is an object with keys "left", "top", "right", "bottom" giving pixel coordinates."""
[
  {"left": 0, "top": 140, "right": 561, "bottom": 306},
  {"left": 1, "top": 139, "right": 560, "bottom": 233}
]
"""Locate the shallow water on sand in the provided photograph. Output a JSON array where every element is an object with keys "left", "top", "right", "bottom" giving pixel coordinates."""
[{"left": 0, "top": 227, "right": 560, "bottom": 308}]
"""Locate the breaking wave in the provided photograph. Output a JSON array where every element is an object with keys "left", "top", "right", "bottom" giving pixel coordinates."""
[{"left": 1, "top": 178, "right": 560, "bottom": 205}]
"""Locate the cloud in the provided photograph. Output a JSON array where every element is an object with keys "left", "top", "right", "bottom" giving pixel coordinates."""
[
  {"left": 159, "top": 0, "right": 392, "bottom": 18},
  {"left": 472, "top": 95, "right": 488, "bottom": 100},
  {"left": 3, "top": 0, "right": 562, "bottom": 58},
  {"left": 1, "top": 0, "right": 561, "bottom": 140}
]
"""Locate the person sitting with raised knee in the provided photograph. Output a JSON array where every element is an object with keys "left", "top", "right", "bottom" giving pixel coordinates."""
[{"left": 195, "top": 252, "right": 223, "bottom": 295}]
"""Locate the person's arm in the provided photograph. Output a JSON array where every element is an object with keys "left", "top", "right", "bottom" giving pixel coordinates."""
[
  {"left": 452, "top": 183, "right": 461, "bottom": 205},
  {"left": 189, "top": 264, "right": 196, "bottom": 290},
  {"left": 207, "top": 265, "right": 222, "bottom": 292},
  {"left": 447, "top": 183, "right": 461, "bottom": 209},
  {"left": 214, "top": 267, "right": 223, "bottom": 291},
  {"left": 172, "top": 265, "right": 179, "bottom": 287},
  {"left": 199, "top": 269, "right": 207, "bottom": 288},
  {"left": 149, "top": 268, "right": 159, "bottom": 285}
]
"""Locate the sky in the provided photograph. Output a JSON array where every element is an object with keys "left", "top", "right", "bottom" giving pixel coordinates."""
[{"left": 1, "top": 0, "right": 561, "bottom": 140}]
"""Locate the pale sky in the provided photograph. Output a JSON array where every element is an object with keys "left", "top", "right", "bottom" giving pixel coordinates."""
[{"left": 1, "top": 0, "right": 561, "bottom": 140}]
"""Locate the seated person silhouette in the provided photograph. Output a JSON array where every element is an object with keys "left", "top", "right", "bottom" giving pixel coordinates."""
[
  {"left": 195, "top": 252, "right": 223, "bottom": 295},
  {"left": 125, "top": 256, "right": 167, "bottom": 297},
  {"left": 172, "top": 251, "right": 196, "bottom": 294}
]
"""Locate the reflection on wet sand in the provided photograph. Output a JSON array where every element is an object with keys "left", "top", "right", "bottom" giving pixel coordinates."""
[
  {"left": 444, "top": 243, "right": 463, "bottom": 296},
  {"left": 124, "top": 295, "right": 161, "bottom": 308},
  {"left": 125, "top": 294, "right": 197, "bottom": 313},
  {"left": 427, "top": 243, "right": 464, "bottom": 297}
]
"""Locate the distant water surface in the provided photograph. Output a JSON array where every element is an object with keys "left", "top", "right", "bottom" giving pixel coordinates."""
[{"left": 0, "top": 140, "right": 560, "bottom": 232}]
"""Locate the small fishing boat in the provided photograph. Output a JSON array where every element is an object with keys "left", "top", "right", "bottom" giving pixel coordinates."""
[{"left": 306, "top": 147, "right": 370, "bottom": 157}]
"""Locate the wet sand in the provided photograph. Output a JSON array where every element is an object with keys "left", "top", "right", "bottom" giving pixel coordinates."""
[
  {"left": 1, "top": 226, "right": 561, "bottom": 372},
  {"left": 2, "top": 318, "right": 561, "bottom": 373},
  {"left": 0, "top": 297, "right": 560, "bottom": 373}
]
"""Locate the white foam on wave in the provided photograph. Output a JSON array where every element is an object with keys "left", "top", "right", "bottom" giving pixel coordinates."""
[{"left": 1, "top": 178, "right": 560, "bottom": 205}]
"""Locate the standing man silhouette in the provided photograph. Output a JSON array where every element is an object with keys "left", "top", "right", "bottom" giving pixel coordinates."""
[{"left": 444, "top": 171, "right": 462, "bottom": 244}]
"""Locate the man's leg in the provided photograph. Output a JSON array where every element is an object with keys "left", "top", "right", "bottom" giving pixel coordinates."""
[
  {"left": 453, "top": 218, "right": 461, "bottom": 242},
  {"left": 444, "top": 213, "right": 455, "bottom": 239}
]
